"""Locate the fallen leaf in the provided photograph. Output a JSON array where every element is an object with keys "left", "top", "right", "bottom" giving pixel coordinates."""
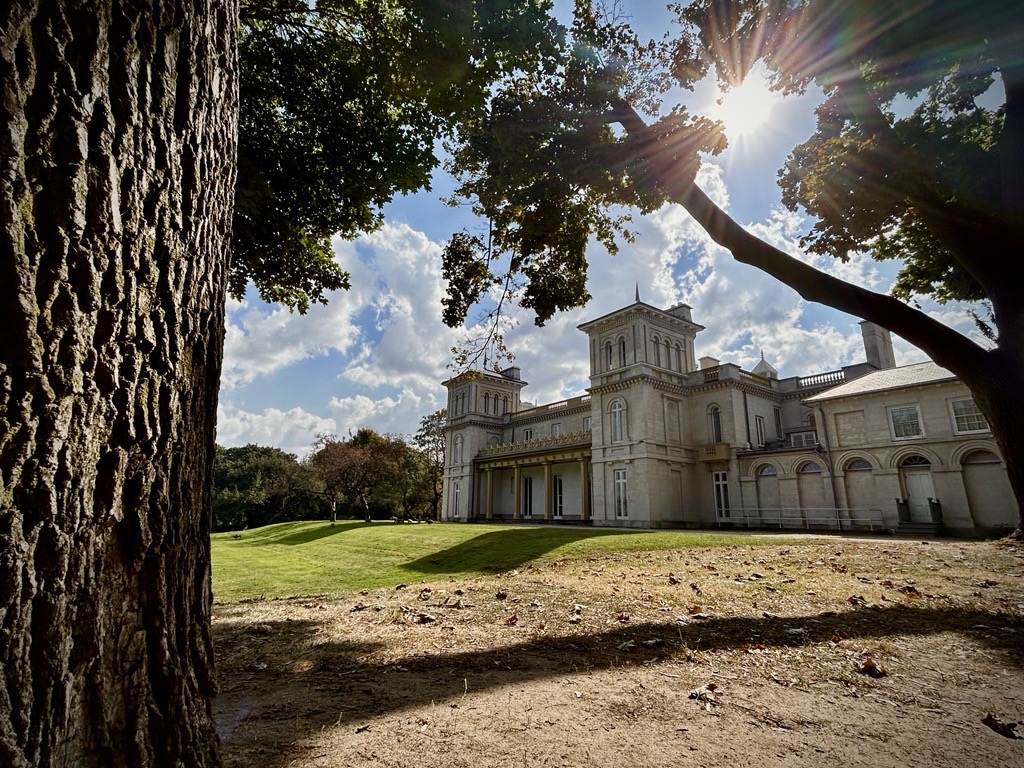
[
  {"left": 856, "top": 658, "right": 887, "bottom": 678},
  {"left": 495, "top": 590, "right": 508, "bottom": 600},
  {"left": 848, "top": 595, "right": 868, "bottom": 606},
  {"left": 417, "top": 613, "right": 437, "bottom": 624},
  {"left": 504, "top": 614, "right": 518, "bottom": 626},
  {"left": 616, "top": 613, "right": 631, "bottom": 623}
]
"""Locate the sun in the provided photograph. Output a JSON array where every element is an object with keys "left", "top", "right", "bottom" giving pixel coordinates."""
[{"left": 709, "top": 69, "right": 782, "bottom": 141}]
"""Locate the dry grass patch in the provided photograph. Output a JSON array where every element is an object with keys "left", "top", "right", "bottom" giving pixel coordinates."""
[{"left": 215, "top": 536, "right": 1024, "bottom": 768}]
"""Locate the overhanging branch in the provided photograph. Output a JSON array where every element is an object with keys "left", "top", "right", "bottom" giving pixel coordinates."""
[{"left": 610, "top": 98, "right": 989, "bottom": 373}]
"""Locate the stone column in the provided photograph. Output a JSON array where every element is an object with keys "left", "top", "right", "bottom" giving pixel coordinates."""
[
  {"left": 579, "top": 460, "right": 591, "bottom": 520},
  {"left": 544, "top": 462, "right": 553, "bottom": 520},
  {"left": 513, "top": 464, "right": 522, "bottom": 519},
  {"left": 485, "top": 468, "right": 494, "bottom": 520}
]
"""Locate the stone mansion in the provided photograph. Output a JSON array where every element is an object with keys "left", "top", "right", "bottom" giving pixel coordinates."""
[{"left": 441, "top": 296, "right": 1016, "bottom": 535}]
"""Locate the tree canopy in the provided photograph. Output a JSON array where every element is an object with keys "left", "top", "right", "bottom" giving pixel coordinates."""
[{"left": 233, "top": 0, "right": 562, "bottom": 311}]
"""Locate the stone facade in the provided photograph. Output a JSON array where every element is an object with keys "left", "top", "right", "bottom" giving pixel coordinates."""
[{"left": 441, "top": 298, "right": 1015, "bottom": 535}]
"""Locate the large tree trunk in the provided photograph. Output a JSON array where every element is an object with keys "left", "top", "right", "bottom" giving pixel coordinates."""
[{"left": 0, "top": 2, "right": 237, "bottom": 765}]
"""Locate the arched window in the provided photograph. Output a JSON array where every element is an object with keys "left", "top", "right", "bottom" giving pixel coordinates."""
[
  {"left": 483, "top": 392, "right": 490, "bottom": 413},
  {"left": 503, "top": 396, "right": 509, "bottom": 415},
  {"left": 453, "top": 434, "right": 463, "bottom": 464},
  {"left": 799, "top": 461, "right": 822, "bottom": 473},
  {"left": 618, "top": 337, "right": 627, "bottom": 367},
  {"left": 963, "top": 450, "right": 1000, "bottom": 465},
  {"left": 674, "top": 343, "right": 683, "bottom": 372},
  {"left": 901, "top": 455, "right": 931, "bottom": 467},
  {"left": 758, "top": 464, "right": 778, "bottom": 476},
  {"left": 664, "top": 339, "right": 671, "bottom": 370},
  {"left": 709, "top": 406, "right": 723, "bottom": 442},
  {"left": 846, "top": 459, "right": 872, "bottom": 471},
  {"left": 653, "top": 336, "right": 661, "bottom": 366},
  {"left": 610, "top": 401, "right": 626, "bottom": 443},
  {"left": 605, "top": 341, "right": 613, "bottom": 370}
]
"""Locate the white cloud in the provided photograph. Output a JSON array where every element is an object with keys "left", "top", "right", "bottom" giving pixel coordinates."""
[{"left": 216, "top": 404, "right": 338, "bottom": 458}]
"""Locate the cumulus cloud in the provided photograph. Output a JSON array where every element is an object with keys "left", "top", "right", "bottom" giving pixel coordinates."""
[
  {"left": 216, "top": 404, "right": 338, "bottom": 458},
  {"left": 218, "top": 155, "right": 991, "bottom": 451}
]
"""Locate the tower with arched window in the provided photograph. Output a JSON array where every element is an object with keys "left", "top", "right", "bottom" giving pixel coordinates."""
[
  {"left": 441, "top": 366, "right": 528, "bottom": 520},
  {"left": 578, "top": 294, "right": 705, "bottom": 527}
]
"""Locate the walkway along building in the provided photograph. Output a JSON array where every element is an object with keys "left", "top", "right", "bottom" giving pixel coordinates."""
[{"left": 441, "top": 297, "right": 1016, "bottom": 535}]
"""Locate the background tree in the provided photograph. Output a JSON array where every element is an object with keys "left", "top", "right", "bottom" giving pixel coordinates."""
[
  {"left": 309, "top": 431, "right": 407, "bottom": 523},
  {"left": 413, "top": 409, "right": 448, "bottom": 520},
  {"left": 212, "top": 444, "right": 321, "bottom": 530},
  {"left": 443, "top": 0, "right": 1024, "bottom": 533}
]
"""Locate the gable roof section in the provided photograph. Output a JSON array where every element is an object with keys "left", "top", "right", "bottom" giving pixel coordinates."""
[{"left": 804, "top": 361, "right": 956, "bottom": 403}]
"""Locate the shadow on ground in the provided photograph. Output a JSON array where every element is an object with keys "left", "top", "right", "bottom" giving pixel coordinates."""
[
  {"left": 401, "top": 527, "right": 635, "bottom": 574},
  {"left": 235, "top": 521, "right": 377, "bottom": 547},
  {"left": 213, "top": 603, "right": 1023, "bottom": 767}
]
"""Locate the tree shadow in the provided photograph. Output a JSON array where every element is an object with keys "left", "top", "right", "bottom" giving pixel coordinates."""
[
  {"left": 401, "top": 527, "right": 632, "bottom": 574},
  {"left": 235, "top": 520, "right": 376, "bottom": 547},
  {"left": 213, "top": 603, "right": 1024, "bottom": 767}
]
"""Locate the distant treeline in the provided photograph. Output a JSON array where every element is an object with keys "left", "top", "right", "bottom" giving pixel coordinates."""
[{"left": 213, "top": 413, "right": 445, "bottom": 531}]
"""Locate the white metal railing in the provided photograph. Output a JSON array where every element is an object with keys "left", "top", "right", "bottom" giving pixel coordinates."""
[{"left": 720, "top": 507, "right": 885, "bottom": 532}]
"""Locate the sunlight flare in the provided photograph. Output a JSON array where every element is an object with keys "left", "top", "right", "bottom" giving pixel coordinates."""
[{"left": 710, "top": 69, "right": 782, "bottom": 140}]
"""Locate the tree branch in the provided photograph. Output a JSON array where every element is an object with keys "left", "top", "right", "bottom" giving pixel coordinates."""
[
  {"left": 831, "top": 71, "right": 1022, "bottom": 299},
  {"left": 610, "top": 98, "right": 990, "bottom": 373}
]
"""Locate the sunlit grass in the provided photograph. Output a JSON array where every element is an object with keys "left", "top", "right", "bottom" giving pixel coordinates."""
[{"left": 210, "top": 520, "right": 770, "bottom": 602}]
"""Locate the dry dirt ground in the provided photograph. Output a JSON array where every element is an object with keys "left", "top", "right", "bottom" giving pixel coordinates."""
[{"left": 213, "top": 535, "right": 1024, "bottom": 768}]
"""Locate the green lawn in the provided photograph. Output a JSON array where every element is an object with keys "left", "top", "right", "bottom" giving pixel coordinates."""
[{"left": 210, "top": 520, "right": 767, "bottom": 602}]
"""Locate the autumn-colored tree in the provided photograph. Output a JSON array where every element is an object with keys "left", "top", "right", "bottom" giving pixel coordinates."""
[{"left": 309, "top": 431, "right": 407, "bottom": 523}]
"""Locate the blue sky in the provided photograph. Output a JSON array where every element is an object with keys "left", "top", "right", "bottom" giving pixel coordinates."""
[{"left": 216, "top": 2, "right": 988, "bottom": 457}]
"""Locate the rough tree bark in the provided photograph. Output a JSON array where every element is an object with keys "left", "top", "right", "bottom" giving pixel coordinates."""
[{"left": 1, "top": 1, "right": 237, "bottom": 765}]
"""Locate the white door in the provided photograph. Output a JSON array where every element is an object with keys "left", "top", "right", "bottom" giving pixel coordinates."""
[{"left": 904, "top": 469, "right": 935, "bottom": 521}]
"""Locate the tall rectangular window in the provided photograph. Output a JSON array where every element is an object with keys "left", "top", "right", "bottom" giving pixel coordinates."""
[
  {"left": 755, "top": 415, "right": 766, "bottom": 447},
  {"left": 583, "top": 416, "right": 592, "bottom": 432},
  {"left": 452, "top": 482, "right": 461, "bottom": 517},
  {"left": 713, "top": 472, "right": 730, "bottom": 518},
  {"left": 774, "top": 407, "right": 783, "bottom": 438},
  {"left": 613, "top": 469, "right": 628, "bottom": 518},
  {"left": 611, "top": 402, "right": 625, "bottom": 443},
  {"left": 889, "top": 405, "right": 923, "bottom": 439},
  {"left": 950, "top": 398, "right": 989, "bottom": 434},
  {"left": 551, "top": 422, "right": 562, "bottom": 437},
  {"left": 522, "top": 428, "right": 533, "bottom": 441},
  {"left": 553, "top": 476, "right": 564, "bottom": 518},
  {"left": 522, "top": 476, "right": 533, "bottom": 516}
]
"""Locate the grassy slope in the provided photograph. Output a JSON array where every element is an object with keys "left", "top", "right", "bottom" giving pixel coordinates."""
[{"left": 211, "top": 520, "right": 767, "bottom": 602}]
